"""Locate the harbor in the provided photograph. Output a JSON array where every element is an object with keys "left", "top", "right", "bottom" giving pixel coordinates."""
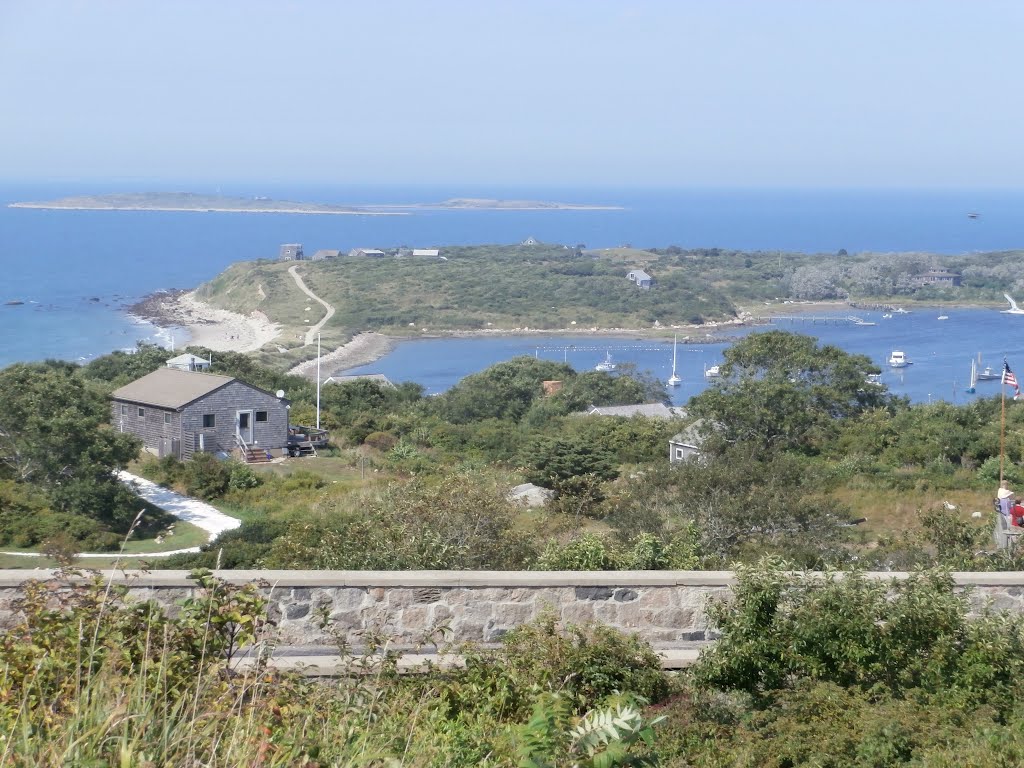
[{"left": 340, "top": 308, "right": 1024, "bottom": 407}]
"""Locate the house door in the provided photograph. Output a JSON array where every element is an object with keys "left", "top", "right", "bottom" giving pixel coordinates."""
[{"left": 237, "top": 410, "right": 254, "bottom": 444}]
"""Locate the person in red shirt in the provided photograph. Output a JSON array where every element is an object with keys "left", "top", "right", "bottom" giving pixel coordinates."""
[{"left": 1012, "top": 498, "right": 1024, "bottom": 528}]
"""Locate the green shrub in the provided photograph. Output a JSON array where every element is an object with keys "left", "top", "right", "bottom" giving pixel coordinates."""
[{"left": 182, "top": 453, "right": 232, "bottom": 499}]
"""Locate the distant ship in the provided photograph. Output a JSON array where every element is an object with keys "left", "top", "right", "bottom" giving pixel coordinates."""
[
  {"left": 595, "top": 351, "right": 617, "bottom": 372},
  {"left": 967, "top": 212, "right": 981, "bottom": 219}
]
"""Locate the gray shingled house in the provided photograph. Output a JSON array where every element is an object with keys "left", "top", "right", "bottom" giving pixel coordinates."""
[{"left": 111, "top": 368, "right": 290, "bottom": 461}]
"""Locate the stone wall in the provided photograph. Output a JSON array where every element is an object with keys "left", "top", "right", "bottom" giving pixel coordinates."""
[{"left": 1, "top": 570, "right": 1022, "bottom": 649}]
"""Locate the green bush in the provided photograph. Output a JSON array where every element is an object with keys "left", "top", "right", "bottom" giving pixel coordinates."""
[{"left": 182, "top": 453, "right": 232, "bottom": 499}]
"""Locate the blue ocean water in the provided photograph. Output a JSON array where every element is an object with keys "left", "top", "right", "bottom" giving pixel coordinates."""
[{"left": 1, "top": 182, "right": 1023, "bottom": 404}]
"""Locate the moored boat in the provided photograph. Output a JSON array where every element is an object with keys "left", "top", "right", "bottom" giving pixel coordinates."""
[
  {"left": 595, "top": 351, "right": 617, "bottom": 372},
  {"left": 889, "top": 350, "right": 911, "bottom": 368}
]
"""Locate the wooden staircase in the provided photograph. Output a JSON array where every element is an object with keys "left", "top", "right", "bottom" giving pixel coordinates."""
[{"left": 236, "top": 434, "right": 272, "bottom": 464}]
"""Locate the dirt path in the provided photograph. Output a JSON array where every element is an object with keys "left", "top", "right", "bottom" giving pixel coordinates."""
[{"left": 288, "top": 264, "right": 336, "bottom": 346}]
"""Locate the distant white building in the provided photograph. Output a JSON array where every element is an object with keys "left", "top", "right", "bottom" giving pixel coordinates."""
[
  {"left": 627, "top": 269, "right": 653, "bottom": 289},
  {"left": 165, "top": 353, "right": 211, "bottom": 372},
  {"left": 349, "top": 248, "right": 386, "bottom": 258},
  {"left": 412, "top": 248, "right": 440, "bottom": 257}
]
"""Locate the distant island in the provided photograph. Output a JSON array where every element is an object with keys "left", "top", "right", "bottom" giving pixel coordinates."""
[{"left": 8, "top": 192, "right": 621, "bottom": 214}]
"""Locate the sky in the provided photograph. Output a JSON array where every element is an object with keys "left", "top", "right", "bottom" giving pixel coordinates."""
[{"left": 1, "top": 1, "right": 1022, "bottom": 187}]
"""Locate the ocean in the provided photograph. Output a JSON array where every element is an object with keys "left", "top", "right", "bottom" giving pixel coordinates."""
[{"left": 2, "top": 182, "right": 1023, "bottom": 403}]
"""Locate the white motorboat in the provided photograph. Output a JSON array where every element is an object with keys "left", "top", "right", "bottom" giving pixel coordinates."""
[
  {"left": 889, "top": 350, "right": 911, "bottom": 368},
  {"left": 667, "top": 336, "right": 681, "bottom": 387},
  {"left": 977, "top": 365, "right": 1001, "bottom": 381},
  {"left": 893, "top": 308, "right": 911, "bottom": 314},
  {"left": 937, "top": 315, "right": 949, "bottom": 321},
  {"left": 704, "top": 364, "right": 721, "bottom": 379},
  {"left": 595, "top": 351, "right": 617, "bottom": 372},
  {"left": 882, "top": 313, "right": 893, "bottom": 319}
]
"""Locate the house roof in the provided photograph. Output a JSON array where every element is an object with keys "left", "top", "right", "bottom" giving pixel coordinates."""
[
  {"left": 111, "top": 368, "right": 236, "bottom": 409},
  {"left": 582, "top": 403, "right": 684, "bottom": 419},
  {"left": 671, "top": 418, "right": 709, "bottom": 447},
  {"left": 165, "top": 353, "right": 210, "bottom": 366},
  {"left": 629, "top": 269, "right": 652, "bottom": 281},
  {"left": 412, "top": 248, "right": 440, "bottom": 257}
]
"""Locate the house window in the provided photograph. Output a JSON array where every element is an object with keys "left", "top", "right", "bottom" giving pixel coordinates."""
[
  {"left": 202, "top": 414, "right": 216, "bottom": 428},
  {"left": 138, "top": 407, "right": 145, "bottom": 418},
  {"left": 255, "top": 411, "right": 268, "bottom": 422},
  {"left": 675, "top": 448, "right": 684, "bottom": 459},
  {"left": 120, "top": 405, "right": 127, "bottom": 415},
  {"left": 164, "top": 413, "right": 171, "bottom": 424}
]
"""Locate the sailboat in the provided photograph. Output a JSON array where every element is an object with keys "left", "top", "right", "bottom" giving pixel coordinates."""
[
  {"left": 966, "top": 358, "right": 977, "bottom": 394},
  {"left": 667, "top": 336, "right": 681, "bottom": 387}
]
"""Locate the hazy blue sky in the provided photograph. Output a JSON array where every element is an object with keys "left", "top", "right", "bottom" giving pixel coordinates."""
[{"left": 2, "top": 1, "right": 1022, "bottom": 187}]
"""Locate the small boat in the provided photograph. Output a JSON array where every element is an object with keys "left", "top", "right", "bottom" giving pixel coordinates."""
[
  {"left": 667, "top": 336, "right": 681, "bottom": 387},
  {"left": 893, "top": 307, "right": 911, "bottom": 314},
  {"left": 595, "top": 351, "right": 617, "bottom": 372},
  {"left": 704, "top": 364, "right": 721, "bottom": 379},
  {"left": 966, "top": 359, "right": 977, "bottom": 394},
  {"left": 889, "top": 350, "right": 911, "bottom": 368},
  {"left": 968, "top": 212, "right": 981, "bottom": 219},
  {"left": 851, "top": 317, "right": 876, "bottom": 326},
  {"left": 977, "top": 365, "right": 1001, "bottom": 381},
  {"left": 882, "top": 313, "right": 893, "bottom": 319},
  {"left": 937, "top": 315, "right": 949, "bottom": 321}
]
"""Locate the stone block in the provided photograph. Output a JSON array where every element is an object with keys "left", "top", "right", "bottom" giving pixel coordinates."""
[
  {"left": 291, "top": 587, "right": 312, "bottom": 601},
  {"left": 387, "top": 589, "right": 414, "bottom": 608},
  {"left": 369, "top": 587, "right": 385, "bottom": 601},
  {"left": 561, "top": 602, "right": 595, "bottom": 624},
  {"left": 494, "top": 602, "right": 535, "bottom": 626},
  {"left": 284, "top": 603, "right": 310, "bottom": 620},
  {"left": 575, "top": 586, "right": 613, "bottom": 601},
  {"left": 651, "top": 607, "right": 696, "bottom": 630},
  {"left": 401, "top": 605, "right": 431, "bottom": 633},
  {"left": 639, "top": 589, "right": 673, "bottom": 609},
  {"left": 483, "top": 619, "right": 508, "bottom": 643},
  {"left": 333, "top": 588, "right": 368, "bottom": 611},
  {"left": 613, "top": 588, "right": 639, "bottom": 603},
  {"left": 328, "top": 609, "right": 364, "bottom": 631}
]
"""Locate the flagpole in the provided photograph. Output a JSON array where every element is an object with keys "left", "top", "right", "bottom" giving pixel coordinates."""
[
  {"left": 315, "top": 333, "right": 319, "bottom": 434},
  {"left": 1001, "top": 382, "right": 1006, "bottom": 483}
]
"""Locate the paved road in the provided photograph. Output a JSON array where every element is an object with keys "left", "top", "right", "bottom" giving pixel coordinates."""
[{"left": 288, "top": 264, "right": 336, "bottom": 347}]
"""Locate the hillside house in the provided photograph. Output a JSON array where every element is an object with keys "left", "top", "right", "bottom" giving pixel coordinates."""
[
  {"left": 279, "top": 243, "right": 304, "bottom": 261},
  {"left": 627, "top": 269, "right": 653, "bottom": 289},
  {"left": 310, "top": 249, "right": 340, "bottom": 261},
  {"left": 111, "top": 368, "right": 290, "bottom": 461},
  {"left": 916, "top": 269, "right": 962, "bottom": 288},
  {"left": 349, "top": 248, "right": 386, "bottom": 258},
  {"left": 165, "top": 353, "right": 211, "bottom": 372},
  {"left": 669, "top": 419, "right": 708, "bottom": 463},
  {"left": 412, "top": 248, "right": 441, "bottom": 257}
]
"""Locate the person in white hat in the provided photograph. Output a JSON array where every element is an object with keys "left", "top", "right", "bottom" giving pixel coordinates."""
[{"left": 998, "top": 481, "right": 1015, "bottom": 518}]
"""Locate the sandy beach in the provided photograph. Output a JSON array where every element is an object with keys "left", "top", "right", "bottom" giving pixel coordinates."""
[{"left": 130, "top": 291, "right": 281, "bottom": 352}]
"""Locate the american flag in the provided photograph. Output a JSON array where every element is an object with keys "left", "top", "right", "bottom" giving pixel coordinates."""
[{"left": 1004, "top": 359, "right": 1021, "bottom": 399}]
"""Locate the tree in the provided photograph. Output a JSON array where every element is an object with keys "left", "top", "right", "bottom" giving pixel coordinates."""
[
  {"left": 437, "top": 357, "right": 573, "bottom": 424},
  {"left": 0, "top": 363, "right": 141, "bottom": 528},
  {"left": 524, "top": 436, "right": 619, "bottom": 491},
  {"left": 690, "top": 331, "right": 892, "bottom": 453}
]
